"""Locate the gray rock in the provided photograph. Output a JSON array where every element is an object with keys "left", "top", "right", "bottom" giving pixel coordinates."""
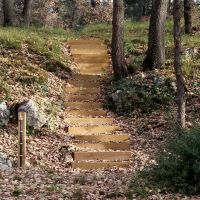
[
  {"left": 0, "top": 153, "right": 12, "bottom": 171},
  {"left": 18, "top": 99, "right": 47, "bottom": 130},
  {"left": 185, "top": 47, "right": 199, "bottom": 60},
  {"left": 0, "top": 101, "right": 10, "bottom": 127},
  {"left": 111, "top": 90, "right": 122, "bottom": 102}
]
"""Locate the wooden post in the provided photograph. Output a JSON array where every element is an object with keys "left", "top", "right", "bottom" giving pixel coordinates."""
[{"left": 18, "top": 112, "right": 26, "bottom": 168}]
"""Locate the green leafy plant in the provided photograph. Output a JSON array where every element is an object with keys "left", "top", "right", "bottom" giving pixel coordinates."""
[
  {"left": 12, "top": 188, "right": 24, "bottom": 197},
  {"left": 151, "top": 126, "right": 200, "bottom": 195},
  {"left": 74, "top": 176, "right": 87, "bottom": 185},
  {"left": 106, "top": 74, "right": 175, "bottom": 115}
]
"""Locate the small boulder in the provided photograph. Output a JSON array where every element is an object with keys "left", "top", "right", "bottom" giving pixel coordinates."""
[
  {"left": 0, "top": 153, "right": 12, "bottom": 171},
  {"left": 18, "top": 99, "right": 47, "bottom": 130},
  {"left": 0, "top": 101, "right": 10, "bottom": 127}
]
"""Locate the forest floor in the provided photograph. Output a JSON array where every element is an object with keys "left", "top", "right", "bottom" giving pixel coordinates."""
[{"left": 0, "top": 22, "right": 200, "bottom": 199}]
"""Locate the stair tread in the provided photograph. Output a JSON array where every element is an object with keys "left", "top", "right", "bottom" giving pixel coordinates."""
[
  {"left": 68, "top": 126, "right": 121, "bottom": 135},
  {"left": 73, "top": 74, "right": 105, "bottom": 81},
  {"left": 65, "top": 87, "right": 100, "bottom": 95},
  {"left": 76, "top": 63, "right": 109, "bottom": 68},
  {"left": 65, "top": 94, "right": 100, "bottom": 102},
  {"left": 74, "top": 151, "right": 131, "bottom": 161},
  {"left": 68, "top": 80, "right": 101, "bottom": 88},
  {"left": 72, "top": 161, "right": 131, "bottom": 169},
  {"left": 74, "top": 142, "right": 130, "bottom": 151},
  {"left": 67, "top": 110, "right": 107, "bottom": 117},
  {"left": 67, "top": 39, "right": 103, "bottom": 45},
  {"left": 65, "top": 117, "right": 114, "bottom": 125},
  {"left": 65, "top": 102, "right": 103, "bottom": 109},
  {"left": 74, "top": 134, "right": 129, "bottom": 142},
  {"left": 74, "top": 57, "right": 110, "bottom": 63}
]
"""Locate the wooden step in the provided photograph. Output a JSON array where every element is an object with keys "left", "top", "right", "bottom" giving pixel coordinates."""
[
  {"left": 73, "top": 74, "right": 104, "bottom": 82},
  {"left": 65, "top": 87, "right": 100, "bottom": 95},
  {"left": 67, "top": 39, "right": 103, "bottom": 45},
  {"left": 71, "top": 49, "right": 108, "bottom": 55},
  {"left": 68, "top": 80, "right": 101, "bottom": 88},
  {"left": 74, "top": 142, "right": 130, "bottom": 151},
  {"left": 78, "top": 68, "right": 109, "bottom": 75},
  {"left": 74, "top": 56, "right": 110, "bottom": 64},
  {"left": 76, "top": 63, "right": 109, "bottom": 69},
  {"left": 74, "top": 151, "right": 131, "bottom": 161},
  {"left": 73, "top": 54, "right": 110, "bottom": 61},
  {"left": 67, "top": 110, "right": 107, "bottom": 117},
  {"left": 65, "top": 94, "right": 99, "bottom": 102},
  {"left": 74, "top": 134, "right": 129, "bottom": 142},
  {"left": 70, "top": 44, "right": 107, "bottom": 49},
  {"left": 68, "top": 126, "right": 121, "bottom": 135},
  {"left": 72, "top": 161, "right": 131, "bottom": 169},
  {"left": 65, "top": 118, "right": 114, "bottom": 125},
  {"left": 65, "top": 102, "right": 103, "bottom": 109}
]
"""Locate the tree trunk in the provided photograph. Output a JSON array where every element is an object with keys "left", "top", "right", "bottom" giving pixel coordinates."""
[
  {"left": 173, "top": 0, "right": 186, "bottom": 128},
  {"left": 184, "top": 0, "right": 192, "bottom": 34},
  {"left": 138, "top": 0, "right": 145, "bottom": 20},
  {"left": 91, "top": 0, "right": 97, "bottom": 8},
  {"left": 69, "top": 0, "right": 77, "bottom": 28},
  {"left": 22, "top": 0, "right": 33, "bottom": 26},
  {"left": 3, "top": 0, "right": 14, "bottom": 26},
  {"left": 142, "top": 0, "right": 168, "bottom": 70},
  {"left": 112, "top": 0, "right": 127, "bottom": 79}
]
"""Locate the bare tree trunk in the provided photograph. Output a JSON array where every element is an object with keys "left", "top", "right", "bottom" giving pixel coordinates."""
[
  {"left": 69, "top": 0, "right": 77, "bottom": 28},
  {"left": 112, "top": 0, "right": 127, "bottom": 79},
  {"left": 173, "top": 0, "right": 186, "bottom": 128},
  {"left": 91, "top": 0, "right": 97, "bottom": 8},
  {"left": 142, "top": 0, "right": 168, "bottom": 70},
  {"left": 22, "top": 0, "right": 33, "bottom": 26},
  {"left": 184, "top": 0, "right": 192, "bottom": 34},
  {"left": 138, "top": 0, "right": 145, "bottom": 20},
  {"left": 3, "top": 0, "right": 14, "bottom": 26}
]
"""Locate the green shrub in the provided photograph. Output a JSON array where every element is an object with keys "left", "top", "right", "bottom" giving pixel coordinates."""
[
  {"left": 106, "top": 74, "right": 175, "bottom": 115},
  {"left": 151, "top": 126, "right": 200, "bottom": 195}
]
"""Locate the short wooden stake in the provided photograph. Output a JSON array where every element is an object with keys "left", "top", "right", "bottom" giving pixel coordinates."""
[{"left": 18, "top": 112, "right": 26, "bottom": 168}]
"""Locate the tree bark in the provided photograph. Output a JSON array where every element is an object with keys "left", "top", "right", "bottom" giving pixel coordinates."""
[
  {"left": 184, "top": 0, "right": 192, "bottom": 34},
  {"left": 3, "top": 0, "right": 15, "bottom": 26},
  {"left": 91, "top": 0, "right": 97, "bottom": 8},
  {"left": 112, "top": 0, "right": 127, "bottom": 79},
  {"left": 69, "top": 0, "right": 77, "bottom": 28},
  {"left": 138, "top": 0, "right": 145, "bottom": 20},
  {"left": 142, "top": 0, "right": 168, "bottom": 70},
  {"left": 173, "top": 0, "right": 186, "bottom": 128},
  {"left": 22, "top": 0, "right": 33, "bottom": 26}
]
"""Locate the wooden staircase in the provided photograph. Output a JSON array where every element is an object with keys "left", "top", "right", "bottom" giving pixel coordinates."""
[{"left": 65, "top": 39, "right": 132, "bottom": 170}]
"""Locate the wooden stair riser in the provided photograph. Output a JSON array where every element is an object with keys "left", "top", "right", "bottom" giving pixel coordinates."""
[
  {"left": 74, "top": 57, "right": 111, "bottom": 64},
  {"left": 65, "top": 94, "right": 100, "bottom": 102},
  {"left": 76, "top": 63, "right": 109, "bottom": 69},
  {"left": 65, "top": 87, "right": 100, "bottom": 95},
  {"left": 71, "top": 49, "right": 108, "bottom": 55},
  {"left": 72, "top": 162, "right": 131, "bottom": 170},
  {"left": 70, "top": 44, "right": 107, "bottom": 49},
  {"left": 65, "top": 118, "right": 114, "bottom": 125},
  {"left": 78, "top": 68, "right": 110, "bottom": 75},
  {"left": 67, "top": 39, "right": 103, "bottom": 45},
  {"left": 68, "top": 126, "right": 121, "bottom": 135},
  {"left": 64, "top": 102, "right": 103, "bottom": 110},
  {"left": 68, "top": 80, "right": 101, "bottom": 88},
  {"left": 74, "top": 151, "right": 131, "bottom": 161},
  {"left": 74, "top": 134, "right": 129, "bottom": 142},
  {"left": 67, "top": 110, "right": 107, "bottom": 117},
  {"left": 74, "top": 143, "right": 130, "bottom": 151},
  {"left": 72, "top": 74, "right": 105, "bottom": 82}
]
